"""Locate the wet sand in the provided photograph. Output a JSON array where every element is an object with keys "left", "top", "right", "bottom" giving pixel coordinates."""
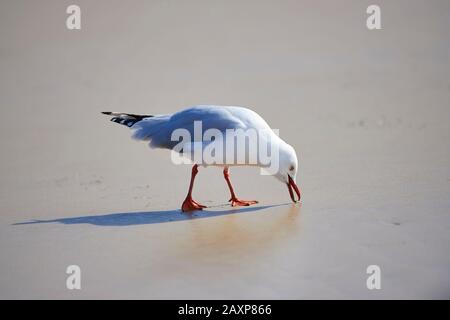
[{"left": 0, "top": 0, "right": 449, "bottom": 298}]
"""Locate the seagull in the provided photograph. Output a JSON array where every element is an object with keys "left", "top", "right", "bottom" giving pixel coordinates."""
[{"left": 102, "top": 105, "right": 301, "bottom": 212}]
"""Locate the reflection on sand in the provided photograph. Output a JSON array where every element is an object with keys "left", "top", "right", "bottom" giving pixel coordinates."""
[
  {"left": 186, "top": 204, "right": 302, "bottom": 258},
  {"left": 15, "top": 204, "right": 301, "bottom": 258},
  {"left": 15, "top": 204, "right": 302, "bottom": 267}
]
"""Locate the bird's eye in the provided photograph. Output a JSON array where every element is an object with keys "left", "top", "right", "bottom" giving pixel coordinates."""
[{"left": 289, "top": 165, "right": 295, "bottom": 171}]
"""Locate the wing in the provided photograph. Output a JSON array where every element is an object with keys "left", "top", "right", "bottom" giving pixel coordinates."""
[
  {"left": 131, "top": 105, "right": 274, "bottom": 151},
  {"left": 147, "top": 106, "right": 249, "bottom": 149}
]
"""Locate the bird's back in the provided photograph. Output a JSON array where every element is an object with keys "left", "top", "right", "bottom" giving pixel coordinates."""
[
  {"left": 135, "top": 105, "right": 273, "bottom": 148},
  {"left": 104, "top": 105, "right": 274, "bottom": 150}
]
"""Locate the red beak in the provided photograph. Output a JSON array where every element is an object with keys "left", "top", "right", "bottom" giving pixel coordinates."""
[{"left": 287, "top": 175, "right": 301, "bottom": 203}]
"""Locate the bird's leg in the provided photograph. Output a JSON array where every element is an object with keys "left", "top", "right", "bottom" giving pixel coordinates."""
[
  {"left": 181, "top": 164, "right": 207, "bottom": 212},
  {"left": 223, "top": 167, "right": 258, "bottom": 207}
]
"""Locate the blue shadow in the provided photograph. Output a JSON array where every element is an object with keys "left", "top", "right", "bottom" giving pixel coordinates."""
[{"left": 13, "top": 203, "right": 289, "bottom": 227}]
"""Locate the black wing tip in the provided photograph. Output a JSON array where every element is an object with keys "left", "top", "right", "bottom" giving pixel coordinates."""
[{"left": 101, "top": 111, "right": 154, "bottom": 120}]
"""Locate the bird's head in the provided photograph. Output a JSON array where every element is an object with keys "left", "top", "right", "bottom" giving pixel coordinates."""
[{"left": 274, "top": 143, "right": 301, "bottom": 203}]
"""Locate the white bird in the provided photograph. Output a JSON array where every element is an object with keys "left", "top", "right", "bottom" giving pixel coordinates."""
[{"left": 102, "top": 105, "right": 301, "bottom": 212}]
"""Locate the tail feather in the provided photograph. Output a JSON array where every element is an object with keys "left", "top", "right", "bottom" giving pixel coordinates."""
[
  {"left": 102, "top": 111, "right": 153, "bottom": 127},
  {"left": 102, "top": 111, "right": 172, "bottom": 147}
]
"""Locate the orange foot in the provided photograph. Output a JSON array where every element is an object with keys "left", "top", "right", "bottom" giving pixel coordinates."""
[
  {"left": 182, "top": 197, "right": 207, "bottom": 212},
  {"left": 229, "top": 198, "right": 258, "bottom": 207}
]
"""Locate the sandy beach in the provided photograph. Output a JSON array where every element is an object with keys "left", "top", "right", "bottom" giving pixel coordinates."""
[{"left": 1, "top": 0, "right": 449, "bottom": 299}]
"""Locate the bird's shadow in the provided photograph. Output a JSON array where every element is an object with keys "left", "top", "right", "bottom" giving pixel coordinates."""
[{"left": 13, "top": 203, "right": 289, "bottom": 227}]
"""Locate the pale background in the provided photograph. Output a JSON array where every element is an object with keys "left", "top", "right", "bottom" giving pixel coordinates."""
[{"left": 0, "top": 0, "right": 449, "bottom": 299}]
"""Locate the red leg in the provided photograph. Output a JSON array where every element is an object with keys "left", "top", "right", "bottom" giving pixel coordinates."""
[
  {"left": 223, "top": 167, "right": 258, "bottom": 207},
  {"left": 181, "top": 165, "right": 207, "bottom": 212}
]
